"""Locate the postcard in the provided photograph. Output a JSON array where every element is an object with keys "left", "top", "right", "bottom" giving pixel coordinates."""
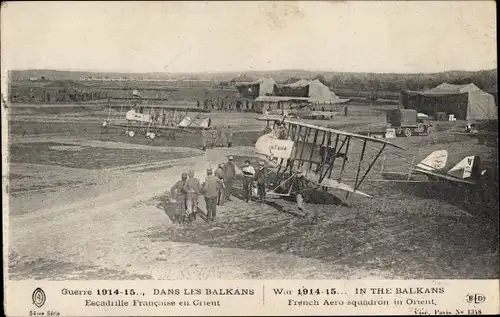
[{"left": 2, "top": 1, "right": 498, "bottom": 316}]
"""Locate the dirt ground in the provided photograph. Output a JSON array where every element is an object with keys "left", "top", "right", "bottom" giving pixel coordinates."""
[{"left": 5, "top": 109, "right": 499, "bottom": 280}]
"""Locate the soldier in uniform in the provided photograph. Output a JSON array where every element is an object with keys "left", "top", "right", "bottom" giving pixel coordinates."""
[
  {"left": 170, "top": 172, "right": 188, "bottom": 223},
  {"left": 215, "top": 163, "right": 225, "bottom": 206},
  {"left": 226, "top": 125, "right": 234, "bottom": 147},
  {"left": 201, "top": 168, "right": 222, "bottom": 222},
  {"left": 254, "top": 160, "right": 268, "bottom": 202},
  {"left": 201, "top": 128, "right": 209, "bottom": 151},
  {"left": 223, "top": 156, "right": 236, "bottom": 201},
  {"left": 241, "top": 160, "right": 255, "bottom": 202},
  {"left": 184, "top": 170, "right": 201, "bottom": 222}
]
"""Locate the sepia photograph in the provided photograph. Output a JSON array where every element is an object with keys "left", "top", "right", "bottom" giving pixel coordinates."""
[{"left": 2, "top": 0, "right": 498, "bottom": 289}]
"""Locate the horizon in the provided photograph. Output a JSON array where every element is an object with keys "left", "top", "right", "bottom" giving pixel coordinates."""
[
  {"left": 2, "top": 2, "right": 496, "bottom": 74},
  {"left": 9, "top": 67, "right": 498, "bottom": 76}
]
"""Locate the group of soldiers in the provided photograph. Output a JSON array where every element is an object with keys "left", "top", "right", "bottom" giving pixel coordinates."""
[
  {"left": 201, "top": 125, "right": 234, "bottom": 151},
  {"left": 168, "top": 156, "right": 268, "bottom": 224},
  {"left": 11, "top": 89, "right": 111, "bottom": 103}
]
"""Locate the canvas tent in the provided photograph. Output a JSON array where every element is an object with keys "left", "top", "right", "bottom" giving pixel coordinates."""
[
  {"left": 236, "top": 77, "right": 276, "bottom": 99},
  {"left": 401, "top": 83, "right": 498, "bottom": 121},
  {"left": 280, "top": 79, "right": 349, "bottom": 104}
]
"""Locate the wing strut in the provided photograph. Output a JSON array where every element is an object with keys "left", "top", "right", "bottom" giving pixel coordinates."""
[
  {"left": 354, "top": 143, "right": 387, "bottom": 191},
  {"left": 352, "top": 139, "right": 368, "bottom": 193}
]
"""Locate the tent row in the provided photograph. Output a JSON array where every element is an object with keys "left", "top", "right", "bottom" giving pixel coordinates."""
[{"left": 235, "top": 77, "right": 350, "bottom": 104}]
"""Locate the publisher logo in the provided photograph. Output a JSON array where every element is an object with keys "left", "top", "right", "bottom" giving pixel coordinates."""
[
  {"left": 466, "top": 293, "right": 485, "bottom": 304},
  {"left": 32, "top": 288, "right": 46, "bottom": 308}
]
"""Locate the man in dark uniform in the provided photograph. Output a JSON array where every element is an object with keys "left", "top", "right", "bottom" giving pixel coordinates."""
[
  {"left": 254, "top": 160, "right": 268, "bottom": 202},
  {"left": 223, "top": 156, "right": 236, "bottom": 201},
  {"left": 215, "top": 163, "right": 225, "bottom": 206},
  {"left": 201, "top": 168, "right": 222, "bottom": 222},
  {"left": 170, "top": 172, "right": 188, "bottom": 223},
  {"left": 226, "top": 125, "right": 233, "bottom": 147},
  {"left": 184, "top": 170, "right": 201, "bottom": 222}
]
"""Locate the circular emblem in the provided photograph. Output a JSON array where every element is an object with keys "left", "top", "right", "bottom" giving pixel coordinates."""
[{"left": 32, "top": 287, "right": 46, "bottom": 308}]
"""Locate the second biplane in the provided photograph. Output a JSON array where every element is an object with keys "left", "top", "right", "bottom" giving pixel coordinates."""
[
  {"left": 109, "top": 104, "right": 211, "bottom": 139},
  {"left": 253, "top": 115, "right": 406, "bottom": 203}
]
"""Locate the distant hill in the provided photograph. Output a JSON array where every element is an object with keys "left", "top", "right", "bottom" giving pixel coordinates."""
[{"left": 8, "top": 68, "right": 497, "bottom": 93}]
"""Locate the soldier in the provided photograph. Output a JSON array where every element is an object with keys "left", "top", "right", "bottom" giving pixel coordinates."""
[
  {"left": 223, "top": 156, "right": 236, "bottom": 201},
  {"left": 101, "top": 119, "right": 109, "bottom": 134},
  {"left": 215, "top": 163, "right": 225, "bottom": 206},
  {"left": 170, "top": 172, "right": 188, "bottom": 224},
  {"left": 219, "top": 125, "right": 228, "bottom": 147},
  {"left": 184, "top": 170, "right": 201, "bottom": 223},
  {"left": 226, "top": 125, "right": 234, "bottom": 147},
  {"left": 201, "top": 128, "right": 209, "bottom": 151},
  {"left": 254, "top": 160, "right": 267, "bottom": 202},
  {"left": 241, "top": 160, "right": 255, "bottom": 202},
  {"left": 201, "top": 168, "right": 222, "bottom": 222}
]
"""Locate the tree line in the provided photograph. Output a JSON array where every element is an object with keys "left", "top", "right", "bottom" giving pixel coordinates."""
[{"left": 303, "top": 69, "right": 497, "bottom": 93}]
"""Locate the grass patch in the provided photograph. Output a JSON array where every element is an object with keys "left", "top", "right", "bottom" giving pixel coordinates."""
[{"left": 9, "top": 142, "right": 196, "bottom": 170}]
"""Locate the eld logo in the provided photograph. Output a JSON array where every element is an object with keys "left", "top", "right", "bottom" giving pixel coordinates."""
[
  {"left": 466, "top": 293, "right": 485, "bottom": 304},
  {"left": 32, "top": 288, "right": 46, "bottom": 308}
]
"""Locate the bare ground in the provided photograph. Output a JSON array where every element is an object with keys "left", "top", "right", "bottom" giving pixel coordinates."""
[{"left": 5, "top": 112, "right": 499, "bottom": 280}]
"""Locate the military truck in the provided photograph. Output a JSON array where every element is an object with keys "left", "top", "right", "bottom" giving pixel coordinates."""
[{"left": 385, "top": 109, "right": 433, "bottom": 137}]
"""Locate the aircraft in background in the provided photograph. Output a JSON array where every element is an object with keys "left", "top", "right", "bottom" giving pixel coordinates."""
[{"left": 109, "top": 105, "right": 211, "bottom": 139}]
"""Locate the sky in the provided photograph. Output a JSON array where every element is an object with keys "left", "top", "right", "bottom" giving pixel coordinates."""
[{"left": 1, "top": 1, "right": 497, "bottom": 74}]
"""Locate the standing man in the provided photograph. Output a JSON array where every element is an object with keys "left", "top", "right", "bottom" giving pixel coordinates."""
[
  {"left": 201, "top": 128, "right": 209, "bottom": 151},
  {"left": 201, "top": 168, "right": 222, "bottom": 222},
  {"left": 184, "top": 170, "right": 201, "bottom": 223},
  {"left": 226, "top": 125, "right": 233, "bottom": 147},
  {"left": 101, "top": 119, "right": 109, "bottom": 134},
  {"left": 215, "top": 163, "right": 225, "bottom": 206},
  {"left": 170, "top": 172, "right": 188, "bottom": 224},
  {"left": 254, "top": 160, "right": 268, "bottom": 202},
  {"left": 241, "top": 160, "right": 255, "bottom": 202},
  {"left": 223, "top": 156, "right": 236, "bottom": 201}
]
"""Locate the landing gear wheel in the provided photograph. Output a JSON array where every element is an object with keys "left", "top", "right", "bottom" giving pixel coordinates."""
[
  {"left": 404, "top": 128, "right": 412, "bottom": 137},
  {"left": 128, "top": 130, "right": 135, "bottom": 137},
  {"left": 426, "top": 126, "right": 433, "bottom": 136},
  {"left": 149, "top": 132, "right": 156, "bottom": 140}
]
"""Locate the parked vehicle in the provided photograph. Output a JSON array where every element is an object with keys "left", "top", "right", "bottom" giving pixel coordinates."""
[{"left": 385, "top": 109, "right": 433, "bottom": 137}]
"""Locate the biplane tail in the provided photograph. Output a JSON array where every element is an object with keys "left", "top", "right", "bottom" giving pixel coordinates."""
[
  {"left": 178, "top": 116, "right": 192, "bottom": 127},
  {"left": 415, "top": 150, "right": 448, "bottom": 172},
  {"left": 199, "top": 117, "right": 210, "bottom": 128},
  {"left": 447, "top": 155, "right": 485, "bottom": 180}
]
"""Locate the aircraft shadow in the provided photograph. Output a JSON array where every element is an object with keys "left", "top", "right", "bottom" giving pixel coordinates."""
[
  {"left": 156, "top": 200, "right": 210, "bottom": 224},
  {"left": 229, "top": 174, "right": 347, "bottom": 218}
]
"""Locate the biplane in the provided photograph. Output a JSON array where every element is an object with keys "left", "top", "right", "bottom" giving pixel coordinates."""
[
  {"left": 253, "top": 115, "right": 405, "bottom": 203},
  {"left": 383, "top": 150, "right": 487, "bottom": 185},
  {"left": 109, "top": 104, "right": 211, "bottom": 139}
]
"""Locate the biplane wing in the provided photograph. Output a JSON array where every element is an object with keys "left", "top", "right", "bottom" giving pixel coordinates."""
[
  {"left": 112, "top": 105, "right": 210, "bottom": 138},
  {"left": 255, "top": 117, "right": 405, "bottom": 198}
]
